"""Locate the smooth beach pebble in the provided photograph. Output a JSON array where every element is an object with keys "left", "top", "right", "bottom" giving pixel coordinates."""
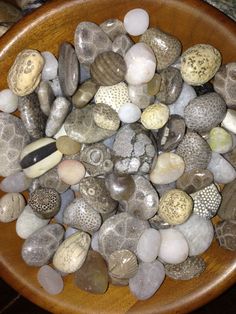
[
  {"left": 57, "top": 160, "right": 86, "bottom": 185},
  {"left": 53, "top": 231, "right": 91, "bottom": 273},
  {"left": 208, "top": 127, "right": 233, "bottom": 153},
  {"left": 105, "top": 173, "right": 135, "bottom": 201},
  {"left": 218, "top": 180, "right": 236, "bottom": 220},
  {"left": 55, "top": 189, "right": 75, "bottom": 224},
  {"left": 128, "top": 83, "right": 155, "bottom": 109},
  {"left": 0, "top": 89, "right": 18, "bottom": 113},
  {"left": 180, "top": 44, "right": 221, "bottom": 85},
  {"left": 56, "top": 136, "right": 81, "bottom": 155},
  {"left": 39, "top": 167, "right": 70, "bottom": 194},
  {"left": 37, "top": 265, "right": 64, "bottom": 295},
  {"left": 93, "top": 103, "right": 120, "bottom": 131},
  {"left": 150, "top": 152, "right": 185, "bottom": 185},
  {"left": 0, "top": 192, "right": 25, "bottom": 223},
  {"left": 221, "top": 109, "right": 236, "bottom": 134},
  {"left": 147, "top": 73, "right": 162, "bottom": 96},
  {"left": 118, "top": 102, "right": 141, "bottom": 123},
  {"left": 215, "top": 220, "right": 236, "bottom": 251},
  {"left": 129, "top": 260, "right": 165, "bottom": 300},
  {"left": 141, "top": 103, "right": 169, "bottom": 130},
  {"left": 72, "top": 79, "right": 98, "bottom": 109},
  {"left": 8, "top": 49, "right": 44, "bottom": 96},
  {"left": 0, "top": 171, "right": 32, "bottom": 193},
  {"left": 137, "top": 228, "right": 161, "bottom": 263},
  {"left": 41, "top": 51, "right": 58, "bottom": 81},
  {"left": 112, "top": 34, "right": 134, "bottom": 57},
  {"left": 37, "top": 81, "right": 55, "bottom": 116},
  {"left": 124, "top": 43, "right": 156, "bottom": 85},
  {"left": 123, "top": 8, "right": 149, "bottom": 36},
  {"left": 100, "top": 18, "right": 126, "bottom": 41}
]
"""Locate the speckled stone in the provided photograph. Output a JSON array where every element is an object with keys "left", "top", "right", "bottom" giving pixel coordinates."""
[
  {"left": 215, "top": 220, "right": 236, "bottom": 251},
  {"left": 184, "top": 93, "right": 226, "bottom": 133},
  {"left": 112, "top": 34, "right": 134, "bottom": 57},
  {"left": 105, "top": 173, "right": 135, "bottom": 201},
  {"left": 165, "top": 256, "right": 206, "bottom": 280},
  {"left": 39, "top": 167, "right": 70, "bottom": 193},
  {"left": 141, "top": 103, "right": 169, "bottom": 130},
  {"left": 176, "top": 168, "right": 214, "bottom": 194},
  {"left": 37, "top": 80, "right": 55, "bottom": 116},
  {"left": 0, "top": 192, "right": 25, "bottom": 223},
  {"left": 128, "top": 83, "right": 154, "bottom": 109},
  {"left": 94, "top": 82, "right": 130, "bottom": 113},
  {"left": 213, "top": 62, "right": 236, "bottom": 109},
  {"left": 124, "top": 8, "right": 149, "bottom": 36},
  {"left": 8, "top": 49, "right": 44, "bottom": 96},
  {"left": 100, "top": 18, "right": 126, "bottom": 40},
  {"left": 75, "top": 250, "right": 108, "bottom": 294},
  {"left": 64, "top": 105, "right": 116, "bottom": 144},
  {"left": 29, "top": 187, "right": 60, "bottom": 219},
  {"left": 140, "top": 28, "right": 182, "bottom": 71},
  {"left": 72, "top": 79, "right": 98, "bottom": 109},
  {"left": 112, "top": 123, "right": 155, "bottom": 175},
  {"left": 218, "top": 180, "right": 236, "bottom": 220},
  {"left": 22, "top": 223, "right": 64, "bottom": 266},
  {"left": 0, "top": 112, "right": 30, "bottom": 177},
  {"left": 79, "top": 177, "right": 117, "bottom": 214},
  {"left": 80, "top": 143, "right": 113, "bottom": 177},
  {"left": 0, "top": 171, "right": 32, "bottom": 193},
  {"left": 176, "top": 132, "right": 212, "bottom": 172},
  {"left": 156, "top": 67, "right": 183, "bottom": 105},
  {"left": 56, "top": 136, "right": 81, "bottom": 155},
  {"left": 93, "top": 103, "right": 120, "bottom": 131},
  {"left": 74, "top": 21, "right": 112, "bottom": 66},
  {"left": 181, "top": 44, "right": 221, "bottom": 85},
  {"left": 98, "top": 212, "right": 149, "bottom": 259}
]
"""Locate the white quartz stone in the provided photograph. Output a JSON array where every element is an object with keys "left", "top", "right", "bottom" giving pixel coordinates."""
[
  {"left": 0, "top": 89, "right": 18, "bottom": 113},
  {"left": 207, "top": 152, "right": 236, "bottom": 184},
  {"left": 41, "top": 51, "right": 58, "bottom": 81},
  {"left": 37, "top": 265, "right": 64, "bottom": 295},
  {"left": 137, "top": 228, "right": 161, "bottom": 263},
  {"left": 124, "top": 8, "right": 149, "bottom": 36},
  {"left": 49, "top": 77, "right": 63, "bottom": 97},
  {"left": 124, "top": 43, "right": 156, "bottom": 85},
  {"left": 221, "top": 109, "right": 236, "bottom": 134},
  {"left": 118, "top": 102, "right": 141, "bottom": 123}
]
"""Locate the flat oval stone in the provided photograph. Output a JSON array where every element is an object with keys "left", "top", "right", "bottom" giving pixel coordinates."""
[
  {"left": 176, "top": 168, "right": 214, "bottom": 194},
  {"left": 140, "top": 28, "right": 181, "bottom": 71},
  {"left": 108, "top": 249, "right": 138, "bottom": 279},
  {"left": 58, "top": 42, "right": 79, "bottom": 96},
  {"left": 98, "top": 212, "right": 149, "bottom": 259},
  {"left": 165, "top": 256, "right": 206, "bottom": 280},
  {"left": 213, "top": 62, "right": 236, "bottom": 109},
  {"left": 0, "top": 192, "right": 25, "bottom": 223},
  {"left": 8, "top": 49, "right": 44, "bottom": 96},
  {"left": 208, "top": 127, "right": 233, "bottom": 154},
  {"left": 129, "top": 260, "right": 165, "bottom": 300},
  {"left": 63, "top": 197, "right": 101, "bottom": 233},
  {"left": 0, "top": 112, "right": 30, "bottom": 177},
  {"left": 75, "top": 250, "right": 108, "bottom": 294},
  {"left": 100, "top": 18, "right": 126, "bottom": 40},
  {"left": 150, "top": 152, "right": 185, "bottom": 185},
  {"left": 176, "top": 132, "right": 212, "bottom": 172},
  {"left": 0, "top": 171, "right": 32, "bottom": 193},
  {"left": 218, "top": 180, "right": 236, "bottom": 220},
  {"left": 90, "top": 51, "right": 126, "bottom": 86},
  {"left": 72, "top": 79, "right": 98, "bottom": 109},
  {"left": 181, "top": 44, "right": 221, "bottom": 85},
  {"left": 22, "top": 223, "right": 64, "bottom": 267},
  {"left": 215, "top": 220, "right": 236, "bottom": 251},
  {"left": 64, "top": 105, "right": 116, "bottom": 144},
  {"left": 118, "top": 102, "right": 141, "bottom": 124},
  {"left": 0, "top": 89, "right": 18, "bottom": 113},
  {"left": 128, "top": 84, "right": 154, "bottom": 109},
  {"left": 74, "top": 21, "right": 112, "bottom": 66},
  {"left": 37, "top": 80, "right": 55, "bottom": 116},
  {"left": 221, "top": 109, "right": 236, "bottom": 134},
  {"left": 79, "top": 177, "right": 117, "bottom": 214},
  {"left": 175, "top": 214, "right": 214, "bottom": 256},
  {"left": 37, "top": 265, "right": 64, "bottom": 295},
  {"left": 16, "top": 205, "right": 49, "bottom": 239},
  {"left": 29, "top": 187, "right": 60, "bottom": 219},
  {"left": 18, "top": 93, "right": 46, "bottom": 139},
  {"left": 137, "top": 228, "right": 161, "bottom": 263},
  {"left": 80, "top": 143, "right": 113, "bottom": 177},
  {"left": 41, "top": 51, "right": 58, "bottom": 81},
  {"left": 120, "top": 175, "right": 159, "bottom": 220},
  {"left": 112, "top": 34, "right": 134, "bottom": 57},
  {"left": 124, "top": 43, "right": 156, "bottom": 85},
  {"left": 56, "top": 136, "right": 81, "bottom": 155},
  {"left": 124, "top": 8, "right": 149, "bottom": 36},
  {"left": 184, "top": 92, "right": 226, "bottom": 133},
  {"left": 53, "top": 231, "right": 90, "bottom": 273},
  {"left": 105, "top": 173, "right": 135, "bottom": 201},
  {"left": 57, "top": 160, "right": 86, "bottom": 185},
  {"left": 93, "top": 103, "right": 120, "bottom": 131},
  {"left": 39, "top": 167, "right": 70, "bottom": 193},
  {"left": 141, "top": 103, "right": 169, "bottom": 130},
  {"left": 156, "top": 67, "right": 183, "bottom": 105}
]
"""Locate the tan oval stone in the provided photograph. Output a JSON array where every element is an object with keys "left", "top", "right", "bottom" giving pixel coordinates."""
[
  {"left": 56, "top": 136, "right": 81, "bottom": 155},
  {"left": 0, "top": 192, "right": 25, "bottom": 223},
  {"left": 8, "top": 49, "right": 44, "bottom": 96},
  {"left": 141, "top": 103, "right": 169, "bottom": 129}
]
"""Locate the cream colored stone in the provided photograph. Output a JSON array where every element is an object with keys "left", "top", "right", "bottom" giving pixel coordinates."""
[
  {"left": 0, "top": 192, "right": 25, "bottom": 223},
  {"left": 53, "top": 231, "right": 90, "bottom": 273},
  {"left": 141, "top": 103, "right": 169, "bottom": 130},
  {"left": 8, "top": 49, "right": 44, "bottom": 96}
]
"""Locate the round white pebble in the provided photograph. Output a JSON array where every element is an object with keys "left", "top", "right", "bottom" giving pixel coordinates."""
[
  {"left": 41, "top": 51, "right": 58, "bottom": 81},
  {"left": 124, "top": 8, "right": 149, "bottom": 36},
  {"left": 57, "top": 160, "right": 86, "bottom": 185},
  {"left": 0, "top": 89, "right": 18, "bottom": 113},
  {"left": 118, "top": 102, "right": 141, "bottom": 123},
  {"left": 137, "top": 228, "right": 161, "bottom": 262},
  {"left": 37, "top": 265, "right": 64, "bottom": 295}
]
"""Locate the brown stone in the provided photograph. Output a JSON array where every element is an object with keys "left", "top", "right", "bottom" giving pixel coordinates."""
[
  {"left": 215, "top": 220, "right": 236, "bottom": 251},
  {"left": 0, "top": 1, "right": 22, "bottom": 23},
  {"left": 218, "top": 180, "right": 236, "bottom": 220}
]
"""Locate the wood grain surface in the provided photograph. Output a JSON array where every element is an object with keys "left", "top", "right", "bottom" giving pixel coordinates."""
[{"left": 0, "top": 1, "right": 236, "bottom": 313}]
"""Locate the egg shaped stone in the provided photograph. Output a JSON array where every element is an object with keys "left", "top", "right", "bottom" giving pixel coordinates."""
[{"left": 0, "top": 192, "right": 25, "bottom": 223}]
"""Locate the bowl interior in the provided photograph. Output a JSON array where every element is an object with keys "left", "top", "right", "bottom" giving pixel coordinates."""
[{"left": 0, "top": 1, "right": 236, "bottom": 314}]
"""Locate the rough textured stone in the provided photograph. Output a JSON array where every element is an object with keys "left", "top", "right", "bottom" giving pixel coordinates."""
[
  {"left": 218, "top": 180, "right": 236, "bottom": 220},
  {"left": 0, "top": 192, "right": 25, "bottom": 223},
  {"left": 215, "top": 220, "right": 236, "bottom": 251}
]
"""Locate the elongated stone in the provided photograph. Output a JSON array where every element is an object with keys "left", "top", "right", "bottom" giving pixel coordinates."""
[
  {"left": 41, "top": 51, "right": 58, "bottom": 81},
  {"left": 218, "top": 180, "right": 236, "bottom": 220},
  {"left": 55, "top": 189, "right": 75, "bottom": 224},
  {"left": 0, "top": 171, "right": 32, "bottom": 193},
  {"left": 93, "top": 103, "right": 120, "bottom": 131},
  {"left": 37, "top": 80, "right": 55, "bottom": 116},
  {"left": 72, "top": 79, "right": 98, "bottom": 108}
]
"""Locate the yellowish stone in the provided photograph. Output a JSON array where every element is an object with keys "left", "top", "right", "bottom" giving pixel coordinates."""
[
  {"left": 141, "top": 103, "right": 169, "bottom": 129},
  {"left": 56, "top": 136, "right": 81, "bottom": 155}
]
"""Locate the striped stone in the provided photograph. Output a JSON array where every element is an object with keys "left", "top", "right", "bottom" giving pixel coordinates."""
[{"left": 90, "top": 51, "right": 126, "bottom": 86}]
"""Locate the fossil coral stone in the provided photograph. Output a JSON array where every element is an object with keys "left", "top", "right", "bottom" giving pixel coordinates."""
[
  {"left": 72, "top": 79, "right": 98, "bottom": 109},
  {"left": 218, "top": 180, "right": 236, "bottom": 220},
  {"left": 8, "top": 49, "right": 44, "bottom": 96},
  {"left": 215, "top": 220, "right": 236, "bottom": 251},
  {"left": 158, "top": 189, "right": 193, "bottom": 225},
  {"left": 0, "top": 112, "right": 30, "bottom": 177},
  {"left": 181, "top": 44, "right": 221, "bottom": 85},
  {"left": 176, "top": 132, "right": 212, "bottom": 172},
  {"left": 93, "top": 103, "right": 120, "bottom": 131}
]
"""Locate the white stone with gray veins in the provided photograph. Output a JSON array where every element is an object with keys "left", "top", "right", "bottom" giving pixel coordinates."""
[
  {"left": 120, "top": 175, "right": 159, "bottom": 220},
  {"left": 0, "top": 112, "right": 30, "bottom": 177},
  {"left": 74, "top": 21, "right": 112, "bottom": 66},
  {"left": 63, "top": 197, "right": 102, "bottom": 233},
  {"left": 112, "top": 123, "right": 156, "bottom": 175},
  {"left": 21, "top": 224, "right": 64, "bottom": 266},
  {"left": 98, "top": 212, "right": 149, "bottom": 259}
]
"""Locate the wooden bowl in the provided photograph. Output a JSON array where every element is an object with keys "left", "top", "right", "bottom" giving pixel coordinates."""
[{"left": 0, "top": 0, "right": 235, "bottom": 313}]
